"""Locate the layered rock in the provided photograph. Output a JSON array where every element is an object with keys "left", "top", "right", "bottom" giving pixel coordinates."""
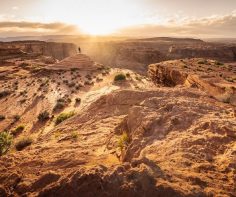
[
  {"left": 81, "top": 38, "right": 236, "bottom": 74},
  {"left": 148, "top": 58, "right": 236, "bottom": 105},
  {"left": 0, "top": 41, "right": 78, "bottom": 60},
  {"left": 168, "top": 45, "right": 236, "bottom": 62}
]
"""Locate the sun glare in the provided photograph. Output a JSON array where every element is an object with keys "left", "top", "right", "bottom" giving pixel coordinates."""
[
  {"left": 79, "top": 22, "right": 118, "bottom": 36},
  {"left": 38, "top": 0, "right": 146, "bottom": 36}
]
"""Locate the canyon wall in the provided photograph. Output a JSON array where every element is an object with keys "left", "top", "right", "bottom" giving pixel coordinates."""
[
  {"left": 0, "top": 41, "right": 78, "bottom": 60},
  {"left": 79, "top": 38, "right": 236, "bottom": 74}
]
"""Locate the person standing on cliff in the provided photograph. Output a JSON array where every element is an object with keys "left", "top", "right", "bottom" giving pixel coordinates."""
[{"left": 78, "top": 47, "right": 81, "bottom": 53}]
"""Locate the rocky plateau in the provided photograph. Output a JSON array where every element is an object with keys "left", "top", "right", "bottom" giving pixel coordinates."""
[{"left": 0, "top": 40, "right": 235, "bottom": 197}]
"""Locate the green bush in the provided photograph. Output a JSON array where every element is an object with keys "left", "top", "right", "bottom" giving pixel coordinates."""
[
  {"left": 12, "top": 125, "right": 25, "bottom": 136},
  {"left": 55, "top": 111, "right": 75, "bottom": 125},
  {"left": 38, "top": 111, "right": 50, "bottom": 122},
  {"left": 118, "top": 132, "right": 129, "bottom": 150},
  {"left": 114, "top": 73, "right": 126, "bottom": 81},
  {"left": 15, "top": 137, "right": 33, "bottom": 151},
  {"left": 71, "top": 132, "right": 79, "bottom": 141},
  {"left": 0, "top": 131, "right": 13, "bottom": 156}
]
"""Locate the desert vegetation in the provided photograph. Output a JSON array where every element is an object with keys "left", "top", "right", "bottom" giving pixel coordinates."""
[
  {"left": 55, "top": 111, "right": 75, "bottom": 125},
  {"left": 15, "top": 137, "right": 33, "bottom": 151},
  {"left": 114, "top": 73, "right": 126, "bottom": 81},
  {"left": 11, "top": 125, "right": 25, "bottom": 136},
  {"left": 0, "top": 131, "right": 13, "bottom": 156},
  {"left": 38, "top": 111, "right": 50, "bottom": 122},
  {"left": 118, "top": 132, "right": 129, "bottom": 150}
]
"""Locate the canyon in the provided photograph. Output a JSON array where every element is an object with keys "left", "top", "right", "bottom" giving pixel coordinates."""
[{"left": 0, "top": 39, "right": 235, "bottom": 196}]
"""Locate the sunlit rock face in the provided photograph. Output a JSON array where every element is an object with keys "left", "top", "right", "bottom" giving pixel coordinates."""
[{"left": 148, "top": 58, "right": 236, "bottom": 106}]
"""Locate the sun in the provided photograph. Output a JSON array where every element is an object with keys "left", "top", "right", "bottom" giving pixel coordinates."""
[{"left": 79, "top": 22, "right": 118, "bottom": 36}]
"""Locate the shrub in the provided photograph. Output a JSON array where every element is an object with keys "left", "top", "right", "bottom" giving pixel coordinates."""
[
  {"left": 0, "top": 115, "right": 5, "bottom": 121},
  {"left": 53, "top": 101, "right": 65, "bottom": 111},
  {"left": 118, "top": 132, "right": 129, "bottom": 150},
  {"left": 53, "top": 97, "right": 71, "bottom": 111},
  {"left": 135, "top": 76, "right": 142, "bottom": 81},
  {"left": 0, "top": 131, "right": 13, "bottom": 156},
  {"left": 12, "top": 125, "right": 25, "bottom": 136},
  {"left": 68, "top": 82, "right": 76, "bottom": 88},
  {"left": 71, "top": 132, "right": 79, "bottom": 141},
  {"left": 216, "top": 61, "right": 224, "bottom": 66},
  {"left": 15, "top": 137, "right": 33, "bottom": 151},
  {"left": 198, "top": 60, "right": 207, "bottom": 64},
  {"left": 85, "top": 75, "right": 92, "bottom": 80},
  {"left": 114, "top": 73, "right": 126, "bottom": 81},
  {"left": 55, "top": 111, "right": 75, "bottom": 125},
  {"left": 19, "top": 63, "right": 29, "bottom": 67},
  {"left": 198, "top": 61, "right": 205, "bottom": 64},
  {"left": 0, "top": 90, "right": 11, "bottom": 98},
  {"left": 75, "top": 98, "right": 81, "bottom": 104},
  {"left": 63, "top": 80, "right": 68, "bottom": 84},
  {"left": 84, "top": 81, "right": 94, "bottom": 86},
  {"left": 226, "top": 78, "right": 234, "bottom": 83},
  {"left": 126, "top": 73, "right": 131, "bottom": 78},
  {"left": 71, "top": 68, "right": 78, "bottom": 72},
  {"left": 75, "top": 85, "right": 80, "bottom": 90},
  {"left": 20, "top": 99, "right": 27, "bottom": 104},
  {"left": 19, "top": 90, "right": 27, "bottom": 96},
  {"left": 38, "top": 111, "right": 50, "bottom": 122},
  {"left": 13, "top": 115, "right": 20, "bottom": 122}
]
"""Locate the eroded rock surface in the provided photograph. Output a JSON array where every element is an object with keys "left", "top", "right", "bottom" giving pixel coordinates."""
[
  {"left": 148, "top": 58, "right": 236, "bottom": 105},
  {"left": 1, "top": 87, "right": 236, "bottom": 196}
]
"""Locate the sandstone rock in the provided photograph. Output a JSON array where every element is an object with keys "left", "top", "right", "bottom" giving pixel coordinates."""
[
  {"left": 148, "top": 58, "right": 236, "bottom": 106},
  {"left": 0, "top": 41, "right": 77, "bottom": 60}
]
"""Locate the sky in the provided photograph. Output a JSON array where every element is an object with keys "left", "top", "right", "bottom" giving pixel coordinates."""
[{"left": 0, "top": 0, "right": 236, "bottom": 38}]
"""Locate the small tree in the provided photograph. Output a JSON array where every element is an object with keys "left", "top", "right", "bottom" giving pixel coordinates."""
[{"left": 0, "top": 131, "right": 13, "bottom": 156}]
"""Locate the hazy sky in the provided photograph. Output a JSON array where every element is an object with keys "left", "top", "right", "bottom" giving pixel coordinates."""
[{"left": 0, "top": 0, "right": 236, "bottom": 37}]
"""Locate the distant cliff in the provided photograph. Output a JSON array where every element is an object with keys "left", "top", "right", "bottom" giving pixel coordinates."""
[{"left": 0, "top": 41, "right": 78, "bottom": 60}]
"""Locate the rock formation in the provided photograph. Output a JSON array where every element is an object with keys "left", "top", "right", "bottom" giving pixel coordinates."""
[
  {"left": 148, "top": 58, "right": 236, "bottom": 105},
  {"left": 0, "top": 41, "right": 78, "bottom": 61},
  {"left": 80, "top": 37, "right": 236, "bottom": 74},
  {"left": 0, "top": 45, "right": 236, "bottom": 196}
]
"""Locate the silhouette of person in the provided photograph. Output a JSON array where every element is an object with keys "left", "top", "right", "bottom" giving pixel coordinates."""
[{"left": 78, "top": 47, "right": 81, "bottom": 53}]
